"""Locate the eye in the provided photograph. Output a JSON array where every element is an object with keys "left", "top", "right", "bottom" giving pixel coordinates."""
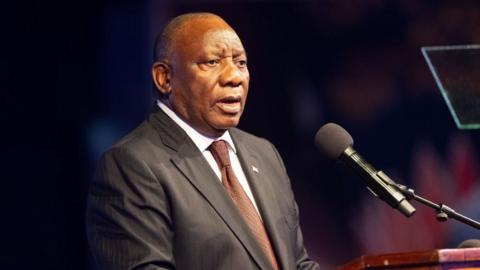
[
  {"left": 236, "top": 59, "right": 248, "bottom": 68},
  {"left": 205, "top": 59, "right": 220, "bottom": 67}
]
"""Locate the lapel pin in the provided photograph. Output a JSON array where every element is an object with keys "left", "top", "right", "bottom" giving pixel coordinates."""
[{"left": 252, "top": 165, "right": 259, "bottom": 173}]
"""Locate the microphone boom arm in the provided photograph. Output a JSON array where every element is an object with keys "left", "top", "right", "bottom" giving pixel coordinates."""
[{"left": 382, "top": 177, "right": 480, "bottom": 230}]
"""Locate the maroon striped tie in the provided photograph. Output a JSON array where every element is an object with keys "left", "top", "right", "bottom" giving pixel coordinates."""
[{"left": 209, "top": 140, "right": 280, "bottom": 270}]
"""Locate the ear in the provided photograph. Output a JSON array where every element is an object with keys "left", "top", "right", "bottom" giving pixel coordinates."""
[{"left": 152, "top": 61, "right": 172, "bottom": 96}]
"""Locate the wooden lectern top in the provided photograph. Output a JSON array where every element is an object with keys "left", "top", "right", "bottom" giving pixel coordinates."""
[{"left": 338, "top": 248, "right": 480, "bottom": 270}]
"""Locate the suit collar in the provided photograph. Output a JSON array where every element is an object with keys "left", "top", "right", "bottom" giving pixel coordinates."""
[{"left": 148, "top": 104, "right": 187, "bottom": 151}]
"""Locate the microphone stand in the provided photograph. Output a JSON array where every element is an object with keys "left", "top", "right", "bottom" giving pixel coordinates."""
[{"left": 387, "top": 181, "right": 480, "bottom": 230}]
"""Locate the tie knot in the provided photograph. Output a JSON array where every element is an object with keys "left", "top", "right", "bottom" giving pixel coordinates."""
[{"left": 209, "top": 140, "right": 231, "bottom": 168}]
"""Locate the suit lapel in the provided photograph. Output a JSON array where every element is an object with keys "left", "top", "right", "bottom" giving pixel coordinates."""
[
  {"left": 232, "top": 131, "right": 290, "bottom": 270},
  {"left": 149, "top": 107, "right": 273, "bottom": 270}
]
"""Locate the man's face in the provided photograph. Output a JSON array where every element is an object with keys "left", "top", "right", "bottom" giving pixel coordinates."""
[{"left": 167, "top": 19, "right": 249, "bottom": 137}]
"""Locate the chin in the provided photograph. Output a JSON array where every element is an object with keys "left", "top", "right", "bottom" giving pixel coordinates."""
[{"left": 214, "top": 117, "right": 241, "bottom": 130}]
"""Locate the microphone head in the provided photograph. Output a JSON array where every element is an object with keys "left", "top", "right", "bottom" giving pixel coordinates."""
[{"left": 315, "top": 123, "right": 354, "bottom": 159}]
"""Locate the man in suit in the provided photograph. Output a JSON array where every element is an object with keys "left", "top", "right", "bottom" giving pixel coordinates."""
[{"left": 86, "top": 12, "right": 320, "bottom": 270}]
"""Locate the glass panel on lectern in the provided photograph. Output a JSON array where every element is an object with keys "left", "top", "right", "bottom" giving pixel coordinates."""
[{"left": 422, "top": 45, "right": 480, "bottom": 129}]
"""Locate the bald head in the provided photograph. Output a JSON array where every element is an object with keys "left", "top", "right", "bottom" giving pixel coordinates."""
[{"left": 154, "top": 12, "right": 234, "bottom": 62}]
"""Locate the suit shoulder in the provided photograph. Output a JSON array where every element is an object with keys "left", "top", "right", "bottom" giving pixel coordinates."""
[
  {"left": 230, "top": 127, "right": 286, "bottom": 164},
  {"left": 230, "top": 128, "right": 286, "bottom": 169},
  {"left": 230, "top": 128, "right": 272, "bottom": 148},
  {"left": 103, "top": 120, "right": 164, "bottom": 161}
]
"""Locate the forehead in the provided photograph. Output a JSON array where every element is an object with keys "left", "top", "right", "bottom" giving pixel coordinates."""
[
  {"left": 172, "top": 18, "right": 246, "bottom": 58},
  {"left": 200, "top": 30, "right": 245, "bottom": 54}
]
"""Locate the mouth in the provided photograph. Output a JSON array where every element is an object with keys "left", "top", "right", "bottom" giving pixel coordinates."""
[{"left": 216, "top": 96, "right": 242, "bottom": 114}]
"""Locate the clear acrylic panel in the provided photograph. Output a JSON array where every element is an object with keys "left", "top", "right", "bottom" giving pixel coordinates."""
[{"left": 422, "top": 44, "right": 480, "bottom": 129}]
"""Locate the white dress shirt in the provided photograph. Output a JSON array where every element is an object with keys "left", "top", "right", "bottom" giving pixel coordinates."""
[{"left": 157, "top": 100, "right": 261, "bottom": 214}]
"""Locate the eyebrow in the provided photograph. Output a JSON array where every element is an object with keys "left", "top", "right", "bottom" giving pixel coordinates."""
[
  {"left": 209, "top": 48, "right": 247, "bottom": 58},
  {"left": 233, "top": 49, "right": 247, "bottom": 58}
]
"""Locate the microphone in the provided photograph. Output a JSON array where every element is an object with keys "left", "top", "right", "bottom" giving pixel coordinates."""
[{"left": 315, "top": 123, "right": 416, "bottom": 217}]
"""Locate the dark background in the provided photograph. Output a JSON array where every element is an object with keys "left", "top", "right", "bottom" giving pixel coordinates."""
[{"left": 2, "top": 0, "right": 480, "bottom": 269}]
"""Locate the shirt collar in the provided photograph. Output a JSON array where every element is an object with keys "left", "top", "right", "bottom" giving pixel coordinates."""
[{"left": 157, "top": 100, "right": 237, "bottom": 153}]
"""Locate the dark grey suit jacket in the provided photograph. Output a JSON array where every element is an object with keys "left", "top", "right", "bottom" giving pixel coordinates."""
[{"left": 86, "top": 106, "right": 320, "bottom": 270}]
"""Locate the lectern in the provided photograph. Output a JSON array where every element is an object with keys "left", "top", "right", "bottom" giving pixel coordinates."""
[{"left": 338, "top": 248, "right": 480, "bottom": 269}]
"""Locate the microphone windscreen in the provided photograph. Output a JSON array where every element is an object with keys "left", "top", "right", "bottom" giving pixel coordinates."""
[
  {"left": 315, "top": 123, "right": 354, "bottom": 159},
  {"left": 457, "top": 239, "right": 480, "bottom": 248}
]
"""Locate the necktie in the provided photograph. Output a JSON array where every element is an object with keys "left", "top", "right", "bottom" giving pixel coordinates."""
[{"left": 209, "top": 140, "right": 280, "bottom": 270}]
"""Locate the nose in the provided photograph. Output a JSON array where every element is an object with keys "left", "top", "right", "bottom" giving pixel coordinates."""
[{"left": 219, "top": 60, "right": 245, "bottom": 87}]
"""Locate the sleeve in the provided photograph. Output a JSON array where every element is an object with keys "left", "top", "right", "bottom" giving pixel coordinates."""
[
  {"left": 269, "top": 142, "right": 321, "bottom": 270},
  {"left": 86, "top": 146, "right": 175, "bottom": 270}
]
